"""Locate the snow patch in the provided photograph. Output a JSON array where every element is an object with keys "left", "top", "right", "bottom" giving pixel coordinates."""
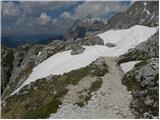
[
  {"left": 146, "top": 10, "right": 150, "bottom": 15},
  {"left": 97, "top": 25, "right": 157, "bottom": 46},
  {"left": 37, "top": 52, "right": 41, "bottom": 57},
  {"left": 120, "top": 61, "right": 140, "bottom": 73},
  {"left": 11, "top": 25, "right": 158, "bottom": 95}
]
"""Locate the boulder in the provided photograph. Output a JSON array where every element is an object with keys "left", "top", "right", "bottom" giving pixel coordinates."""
[
  {"left": 71, "top": 44, "right": 85, "bottom": 55},
  {"left": 105, "top": 43, "right": 116, "bottom": 47}
]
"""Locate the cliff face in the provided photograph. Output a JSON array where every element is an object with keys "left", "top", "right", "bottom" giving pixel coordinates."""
[
  {"left": 106, "top": 1, "right": 158, "bottom": 30},
  {"left": 1, "top": 47, "right": 14, "bottom": 94}
]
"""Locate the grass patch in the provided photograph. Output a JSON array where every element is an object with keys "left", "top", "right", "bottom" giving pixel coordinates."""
[
  {"left": 90, "top": 78, "right": 102, "bottom": 91},
  {"left": 2, "top": 61, "right": 98, "bottom": 118}
]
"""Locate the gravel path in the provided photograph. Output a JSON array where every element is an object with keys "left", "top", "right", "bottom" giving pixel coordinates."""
[
  {"left": 60, "top": 76, "right": 97, "bottom": 104},
  {"left": 49, "top": 57, "right": 135, "bottom": 119}
]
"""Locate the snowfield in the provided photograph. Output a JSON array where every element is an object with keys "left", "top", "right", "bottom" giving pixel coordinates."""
[
  {"left": 11, "top": 25, "right": 158, "bottom": 95},
  {"left": 97, "top": 25, "right": 157, "bottom": 45},
  {"left": 120, "top": 61, "right": 140, "bottom": 73}
]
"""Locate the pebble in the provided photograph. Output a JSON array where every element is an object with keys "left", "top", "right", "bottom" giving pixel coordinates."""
[
  {"left": 128, "top": 91, "right": 132, "bottom": 94},
  {"left": 108, "top": 102, "right": 113, "bottom": 107},
  {"left": 113, "top": 105, "right": 119, "bottom": 110}
]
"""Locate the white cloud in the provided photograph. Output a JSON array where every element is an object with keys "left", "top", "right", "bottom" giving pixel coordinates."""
[
  {"left": 2, "top": 1, "right": 132, "bottom": 38},
  {"left": 38, "top": 12, "right": 52, "bottom": 25},
  {"left": 60, "top": 11, "right": 72, "bottom": 19},
  {"left": 71, "top": 1, "right": 130, "bottom": 19},
  {"left": 19, "top": 1, "right": 78, "bottom": 16},
  {"left": 52, "top": 18, "right": 58, "bottom": 24},
  {"left": 2, "top": 2, "right": 21, "bottom": 17}
]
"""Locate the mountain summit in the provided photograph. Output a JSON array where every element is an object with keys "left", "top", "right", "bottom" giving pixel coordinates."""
[
  {"left": 63, "top": 17, "right": 107, "bottom": 40},
  {"left": 106, "top": 1, "right": 158, "bottom": 30}
]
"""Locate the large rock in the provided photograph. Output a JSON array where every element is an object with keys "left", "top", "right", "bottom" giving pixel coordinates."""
[
  {"left": 105, "top": 43, "right": 116, "bottom": 47},
  {"left": 90, "top": 57, "right": 108, "bottom": 76},
  {"left": 71, "top": 44, "right": 85, "bottom": 55}
]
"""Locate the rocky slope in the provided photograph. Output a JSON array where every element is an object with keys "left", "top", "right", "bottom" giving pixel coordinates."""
[
  {"left": 1, "top": 1, "right": 159, "bottom": 119},
  {"left": 106, "top": 1, "right": 158, "bottom": 30},
  {"left": 116, "top": 12, "right": 159, "bottom": 118},
  {"left": 118, "top": 31, "right": 159, "bottom": 118},
  {"left": 1, "top": 46, "right": 14, "bottom": 94},
  {"left": 2, "top": 36, "right": 104, "bottom": 97},
  {"left": 118, "top": 31, "right": 159, "bottom": 64},
  {"left": 122, "top": 58, "right": 159, "bottom": 118}
]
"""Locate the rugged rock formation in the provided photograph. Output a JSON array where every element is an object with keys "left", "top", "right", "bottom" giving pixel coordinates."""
[
  {"left": 1, "top": 47, "right": 14, "bottom": 94},
  {"left": 106, "top": 1, "right": 158, "bottom": 30},
  {"left": 71, "top": 44, "right": 85, "bottom": 55},
  {"left": 63, "top": 17, "right": 107, "bottom": 40},
  {"left": 2, "top": 45, "right": 44, "bottom": 97},
  {"left": 122, "top": 58, "right": 159, "bottom": 118},
  {"left": 118, "top": 31, "right": 159, "bottom": 64},
  {"left": 105, "top": 43, "right": 116, "bottom": 47}
]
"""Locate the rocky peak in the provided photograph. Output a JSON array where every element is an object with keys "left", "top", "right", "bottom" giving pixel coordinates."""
[
  {"left": 106, "top": 1, "right": 159, "bottom": 30},
  {"left": 63, "top": 17, "right": 107, "bottom": 40}
]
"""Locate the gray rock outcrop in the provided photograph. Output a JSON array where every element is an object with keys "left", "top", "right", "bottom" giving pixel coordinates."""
[
  {"left": 1, "top": 47, "right": 14, "bottom": 94},
  {"left": 122, "top": 58, "right": 159, "bottom": 118},
  {"left": 105, "top": 43, "right": 116, "bottom": 47},
  {"left": 71, "top": 44, "right": 85, "bottom": 55},
  {"left": 105, "top": 1, "right": 158, "bottom": 31}
]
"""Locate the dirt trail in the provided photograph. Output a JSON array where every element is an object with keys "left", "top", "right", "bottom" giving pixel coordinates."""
[{"left": 50, "top": 57, "right": 135, "bottom": 119}]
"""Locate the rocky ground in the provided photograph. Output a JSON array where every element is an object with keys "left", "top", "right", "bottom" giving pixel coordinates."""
[
  {"left": 122, "top": 58, "right": 159, "bottom": 118},
  {"left": 50, "top": 57, "right": 135, "bottom": 119}
]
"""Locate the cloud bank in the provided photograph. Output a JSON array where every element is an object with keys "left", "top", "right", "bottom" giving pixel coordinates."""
[{"left": 2, "top": 1, "right": 132, "bottom": 40}]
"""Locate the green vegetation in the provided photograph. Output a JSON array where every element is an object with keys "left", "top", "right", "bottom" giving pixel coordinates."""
[
  {"left": 2, "top": 58, "right": 108, "bottom": 118},
  {"left": 90, "top": 78, "right": 103, "bottom": 91},
  {"left": 90, "top": 63, "right": 108, "bottom": 77}
]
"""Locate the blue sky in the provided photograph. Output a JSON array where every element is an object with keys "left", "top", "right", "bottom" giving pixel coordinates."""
[{"left": 2, "top": 1, "right": 132, "bottom": 41}]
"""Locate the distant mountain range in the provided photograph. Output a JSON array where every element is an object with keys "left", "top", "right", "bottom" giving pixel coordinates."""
[{"left": 1, "top": 34, "right": 63, "bottom": 48}]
